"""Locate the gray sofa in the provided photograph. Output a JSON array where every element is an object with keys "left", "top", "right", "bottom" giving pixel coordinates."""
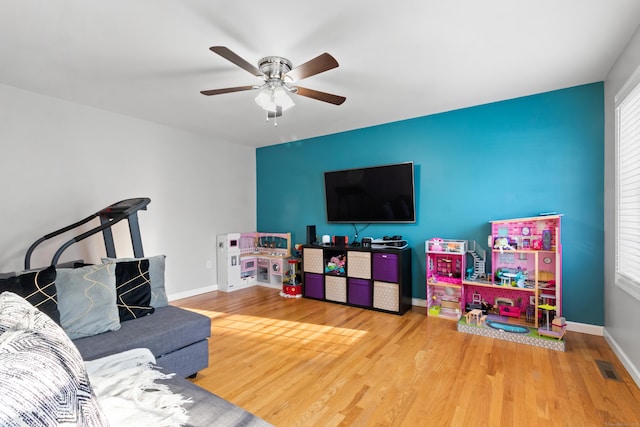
[
  {"left": 0, "top": 259, "right": 273, "bottom": 426},
  {"left": 73, "top": 304, "right": 210, "bottom": 378}
]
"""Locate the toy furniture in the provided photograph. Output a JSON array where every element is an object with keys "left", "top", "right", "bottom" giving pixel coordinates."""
[
  {"left": 499, "top": 305, "right": 522, "bottom": 318},
  {"left": 495, "top": 297, "right": 514, "bottom": 306},
  {"left": 538, "top": 316, "right": 567, "bottom": 340},
  {"left": 466, "top": 240, "right": 487, "bottom": 281},
  {"left": 218, "top": 231, "right": 292, "bottom": 292},
  {"left": 538, "top": 303, "right": 556, "bottom": 328},
  {"left": 465, "top": 308, "right": 483, "bottom": 325}
]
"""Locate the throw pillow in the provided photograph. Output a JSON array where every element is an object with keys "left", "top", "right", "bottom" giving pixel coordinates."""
[
  {"left": 56, "top": 263, "right": 121, "bottom": 340},
  {"left": 0, "top": 265, "right": 60, "bottom": 324},
  {"left": 102, "top": 254, "right": 168, "bottom": 308},
  {"left": 0, "top": 291, "right": 108, "bottom": 426},
  {"left": 115, "top": 259, "right": 155, "bottom": 321}
]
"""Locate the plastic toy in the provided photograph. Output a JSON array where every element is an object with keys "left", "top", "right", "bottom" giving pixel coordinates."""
[
  {"left": 466, "top": 267, "right": 474, "bottom": 280},
  {"left": 538, "top": 316, "right": 566, "bottom": 340},
  {"left": 467, "top": 240, "right": 487, "bottom": 281},
  {"left": 429, "top": 237, "right": 444, "bottom": 251},
  {"left": 325, "top": 254, "right": 346, "bottom": 275},
  {"left": 493, "top": 237, "right": 513, "bottom": 252},
  {"left": 499, "top": 305, "right": 522, "bottom": 318}
]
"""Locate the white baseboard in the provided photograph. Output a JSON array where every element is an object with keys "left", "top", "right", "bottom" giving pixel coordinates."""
[
  {"left": 168, "top": 282, "right": 283, "bottom": 301},
  {"left": 257, "top": 283, "right": 282, "bottom": 290},
  {"left": 168, "top": 285, "right": 218, "bottom": 302},
  {"left": 604, "top": 328, "right": 640, "bottom": 389},
  {"left": 566, "top": 321, "right": 603, "bottom": 336},
  {"left": 412, "top": 297, "right": 427, "bottom": 308}
]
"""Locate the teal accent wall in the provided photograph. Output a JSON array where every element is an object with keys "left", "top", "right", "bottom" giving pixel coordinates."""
[{"left": 257, "top": 83, "right": 604, "bottom": 325}]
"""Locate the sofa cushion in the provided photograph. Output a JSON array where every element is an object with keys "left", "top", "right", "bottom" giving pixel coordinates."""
[
  {"left": 157, "top": 370, "right": 274, "bottom": 427},
  {"left": 0, "top": 291, "right": 108, "bottom": 426},
  {"left": 73, "top": 305, "right": 211, "bottom": 363},
  {"left": 115, "top": 259, "right": 155, "bottom": 321},
  {"left": 0, "top": 265, "right": 59, "bottom": 324},
  {"left": 56, "top": 263, "right": 121, "bottom": 340},
  {"left": 103, "top": 255, "right": 169, "bottom": 308}
]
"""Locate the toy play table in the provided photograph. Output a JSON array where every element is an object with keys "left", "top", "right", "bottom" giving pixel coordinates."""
[
  {"left": 465, "top": 309, "right": 483, "bottom": 325},
  {"left": 538, "top": 303, "right": 556, "bottom": 329}
]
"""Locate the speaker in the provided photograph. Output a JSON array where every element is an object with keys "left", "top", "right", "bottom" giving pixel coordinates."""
[
  {"left": 306, "top": 225, "right": 317, "bottom": 245},
  {"left": 333, "top": 235, "right": 347, "bottom": 248}
]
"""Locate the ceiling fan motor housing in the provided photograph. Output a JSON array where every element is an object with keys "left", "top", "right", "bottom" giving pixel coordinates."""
[{"left": 258, "top": 56, "right": 293, "bottom": 82}]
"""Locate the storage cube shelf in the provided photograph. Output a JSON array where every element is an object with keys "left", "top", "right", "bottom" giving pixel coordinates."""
[{"left": 302, "top": 245, "right": 412, "bottom": 315}]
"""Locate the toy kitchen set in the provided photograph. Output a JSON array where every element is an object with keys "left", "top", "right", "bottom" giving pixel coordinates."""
[{"left": 216, "top": 232, "right": 292, "bottom": 292}]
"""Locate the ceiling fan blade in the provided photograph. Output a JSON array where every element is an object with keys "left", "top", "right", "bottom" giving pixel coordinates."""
[
  {"left": 209, "top": 46, "right": 263, "bottom": 77},
  {"left": 293, "top": 86, "right": 346, "bottom": 105},
  {"left": 287, "top": 52, "right": 339, "bottom": 82},
  {"left": 200, "top": 85, "right": 255, "bottom": 96}
]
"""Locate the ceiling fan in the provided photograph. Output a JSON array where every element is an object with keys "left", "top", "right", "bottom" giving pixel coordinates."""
[{"left": 201, "top": 46, "right": 346, "bottom": 122}]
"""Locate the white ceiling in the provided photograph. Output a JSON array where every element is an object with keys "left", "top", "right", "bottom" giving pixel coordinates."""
[{"left": 1, "top": 1, "right": 639, "bottom": 148}]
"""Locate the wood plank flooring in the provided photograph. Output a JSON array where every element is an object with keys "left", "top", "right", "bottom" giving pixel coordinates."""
[{"left": 174, "top": 286, "right": 640, "bottom": 427}]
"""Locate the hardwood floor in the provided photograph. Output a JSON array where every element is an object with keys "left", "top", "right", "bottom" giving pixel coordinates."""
[{"left": 174, "top": 287, "right": 640, "bottom": 427}]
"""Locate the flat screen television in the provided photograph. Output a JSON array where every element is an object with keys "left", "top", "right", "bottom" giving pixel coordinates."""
[{"left": 324, "top": 162, "right": 416, "bottom": 223}]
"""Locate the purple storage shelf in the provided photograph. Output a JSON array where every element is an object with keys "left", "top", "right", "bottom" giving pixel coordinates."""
[
  {"left": 348, "top": 278, "right": 372, "bottom": 307},
  {"left": 304, "top": 273, "right": 324, "bottom": 299},
  {"left": 372, "top": 253, "right": 398, "bottom": 282}
]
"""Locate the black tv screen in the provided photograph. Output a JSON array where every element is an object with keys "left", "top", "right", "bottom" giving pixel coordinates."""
[{"left": 324, "top": 162, "right": 416, "bottom": 223}]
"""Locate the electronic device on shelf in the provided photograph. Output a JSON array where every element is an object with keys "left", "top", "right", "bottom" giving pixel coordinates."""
[{"left": 370, "top": 237, "right": 408, "bottom": 249}]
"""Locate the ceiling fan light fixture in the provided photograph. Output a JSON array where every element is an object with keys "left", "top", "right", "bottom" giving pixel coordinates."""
[
  {"left": 254, "top": 83, "right": 295, "bottom": 113},
  {"left": 272, "top": 86, "right": 295, "bottom": 111}
]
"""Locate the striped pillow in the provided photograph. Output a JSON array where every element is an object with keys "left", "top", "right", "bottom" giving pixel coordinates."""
[{"left": 0, "top": 291, "right": 108, "bottom": 426}]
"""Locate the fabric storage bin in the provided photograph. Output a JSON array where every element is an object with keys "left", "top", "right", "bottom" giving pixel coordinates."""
[
  {"left": 347, "top": 251, "right": 371, "bottom": 279},
  {"left": 325, "top": 276, "right": 347, "bottom": 303},
  {"left": 304, "top": 273, "right": 324, "bottom": 299},
  {"left": 373, "top": 281, "right": 399, "bottom": 312},
  {"left": 348, "top": 278, "right": 372, "bottom": 307},
  {"left": 372, "top": 253, "right": 398, "bottom": 283},
  {"left": 303, "top": 248, "right": 324, "bottom": 274}
]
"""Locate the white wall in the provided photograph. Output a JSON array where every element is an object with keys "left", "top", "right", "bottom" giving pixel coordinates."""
[
  {"left": 0, "top": 83, "right": 256, "bottom": 299},
  {"left": 604, "top": 26, "right": 640, "bottom": 386}
]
